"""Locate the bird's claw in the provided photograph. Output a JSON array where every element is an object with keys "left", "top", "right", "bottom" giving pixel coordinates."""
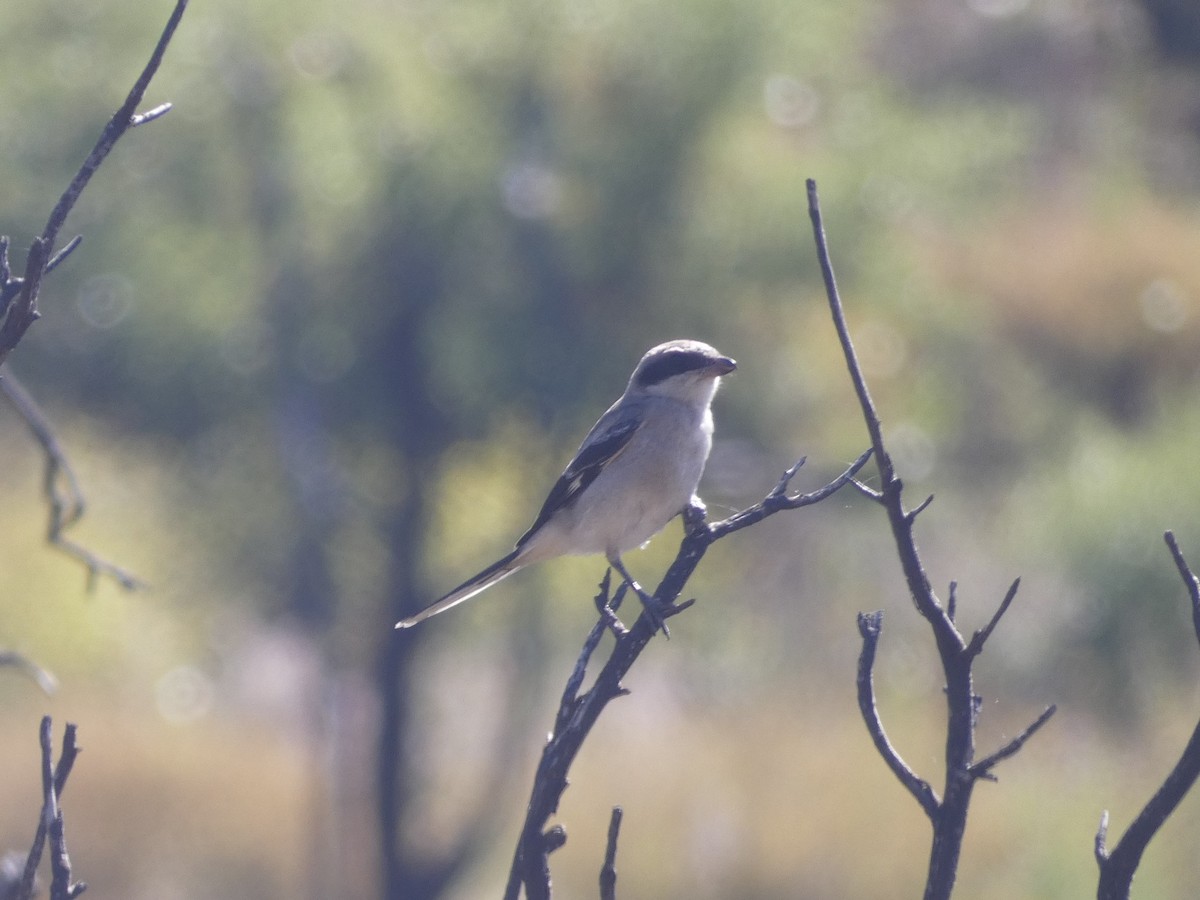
[{"left": 631, "top": 584, "right": 672, "bottom": 639}]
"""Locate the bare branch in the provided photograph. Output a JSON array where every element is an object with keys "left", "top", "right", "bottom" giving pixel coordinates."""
[
  {"left": 1, "top": 373, "right": 145, "bottom": 591},
  {"left": 0, "top": 0, "right": 188, "bottom": 365},
  {"left": 0, "top": 650, "right": 58, "bottom": 695},
  {"left": 47, "top": 723, "right": 85, "bottom": 900},
  {"left": 964, "top": 578, "right": 1022, "bottom": 659},
  {"left": 906, "top": 493, "right": 935, "bottom": 522},
  {"left": 1165, "top": 530, "right": 1200, "bottom": 646},
  {"left": 599, "top": 807, "right": 622, "bottom": 900},
  {"left": 969, "top": 705, "right": 1057, "bottom": 781},
  {"left": 130, "top": 102, "right": 173, "bottom": 127},
  {"left": 766, "top": 457, "right": 807, "bottom": 499},
  {"left": 708, "top": 449, "right": 873, "bottom": 542},
  {"left": 14, "top": 719, "right": 84, "bottom": 900},
  {"left": 1095, "top": 533, "right": 1200, "bottom": 898},
  {"left": 44, "top": 237, "right": 83, "bottom": 276},
  {"left": 856, "top": 611, "right": 941, "bottom": 819},
  {"left": 849, "top": 478, "right": 884, "bottom": 503}
]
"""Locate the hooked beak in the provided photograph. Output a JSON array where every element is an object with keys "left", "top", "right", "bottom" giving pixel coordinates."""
[{"left": 711, "top": 356, "right": 737, "bottom": 376}]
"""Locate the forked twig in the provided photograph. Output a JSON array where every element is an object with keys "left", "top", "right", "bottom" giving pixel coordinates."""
[
  {"left": 1095, "top": 532, "right": 1200, "bottom": 899},
  {"left": 0, "top": 0, "right": 188, "bottom": 364},
  {"left": 14, "top": 719, "right": 85, "bottom": 900}
]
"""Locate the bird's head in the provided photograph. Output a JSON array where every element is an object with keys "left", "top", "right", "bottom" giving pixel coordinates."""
[{"left": 628, "top": 339, "right": 737, "bottom": 405}]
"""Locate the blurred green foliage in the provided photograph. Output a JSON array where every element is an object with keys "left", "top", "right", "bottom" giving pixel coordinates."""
[{"left": 3, "top": 0, "right": 1200, "bottom": 896}]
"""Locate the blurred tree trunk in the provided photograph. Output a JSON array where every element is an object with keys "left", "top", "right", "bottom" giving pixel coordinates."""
[
  {"left": 363, "top": 220, "right": 456, "bottom": 900},
  {"left": 1135, "top": 0, "right": 1200, "bottom": 64}
]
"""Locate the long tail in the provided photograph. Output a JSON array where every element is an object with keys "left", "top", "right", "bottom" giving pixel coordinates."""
[{"left": 394, "top": 547, "right": 524, "bottom": 629}]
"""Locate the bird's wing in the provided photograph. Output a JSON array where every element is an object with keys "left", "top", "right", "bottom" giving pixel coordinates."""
[{"left": 515, "top": 409, "right": 642, "bottom": 548}]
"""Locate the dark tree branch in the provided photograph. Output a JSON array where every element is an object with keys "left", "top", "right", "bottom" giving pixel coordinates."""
[
  {"left": 964, "top": 578, "right": 1022, "bottom": 659},
  {"left": 1095, "top": 532, "right": 1200, "bottom": 899},
  {"left": 0, "top": 650, "right": 57, "bottom": 695},
  {"left": 0, "top": 0, "right": 187, "bottom": 365},
  {"left": 504, "top": 451, "right": 870, "bottom": 899},
  {"left": 968, "top": 704, "right": 1057, "bottom": 782},
  {"left": 1, "top": 374, "right": 145, "bottom": 590},
  {"left": 849, "top": 478, "right": 884, "bottom": 504},
  {"left": 807, "top": 179, "right": 953, "bottom": 642},
  {"left": 14, "top": 719, "right": 84, "bottom": 900},
  {"left": 856, "top": 611, "right": 941, "bottom": 819},
  {"left": 0, "top": 0, "right": 186, "bottom": 583},
  {"left": 1165, "top": 531, "right": 1200, "bottom": 648},
  {"left": 599, "top": 807, "right": 622, "bottom": 900},
  {"left": 707, "top": 450, "right": 873, "bottom": 543},
  {"left": 906, "top": 493, "right": 936, "bottom": 522},
  {"left": 807, "top": 178, "right": 1054, "bottom": 900}
]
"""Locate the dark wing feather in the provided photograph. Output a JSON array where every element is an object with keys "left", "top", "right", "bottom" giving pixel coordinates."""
[{"left": 516, "top": 414, "right": 642, "bottom": 548}]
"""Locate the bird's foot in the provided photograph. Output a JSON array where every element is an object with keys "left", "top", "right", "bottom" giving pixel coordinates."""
[
  {"left": 627, "top": 579, "right": 672, "bottom": 639},
  {"left": 607, "top": 557, "right": 678, "bottom": 639}
]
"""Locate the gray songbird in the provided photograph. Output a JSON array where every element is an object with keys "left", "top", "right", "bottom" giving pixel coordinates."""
[{"left": 395, "top": 339, "right": 736, "bottom": 629}]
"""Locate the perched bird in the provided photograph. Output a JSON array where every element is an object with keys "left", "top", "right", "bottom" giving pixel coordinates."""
[{"left": 395, "top": 339, "right": 736, "bottom": 629}]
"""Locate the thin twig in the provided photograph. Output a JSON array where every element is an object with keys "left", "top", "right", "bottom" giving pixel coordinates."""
[
  {"left": 964, "top": 578, "right": 1022, "bottom": 659},
  {"left": 0, "top": 373, "right": 145, "bottom": 591},
  {"left": 1165, "top": 531, "right": 1200, "bottom": 649},
  {"left": 849, "top": 479, "right": 884, "bottom": 503},
  {"left": 14, "top": 719, "right": 84, "bottom": 900},
  {"left": 708, "top": 450, "right": 873, "bottom": 542},
  {"left": 45, "top": 237, "right": 83, "bottom": 275},
  {"left": 968, "top": 705, "right": 1057, "bottom": 781},
  {"left": 856, "top": 611, "right": 941, "bottom": 819},
  {"left": 1095, "top": 532, "right": 1200, "bottom": 898},
  {"left": 0, "top": 650, "right": 58, "bottom": 695},
  {"left": 599, "top": 807, "right": 622, "bottom": 900},
  {"left": 906, "top": 493, "right": 935, "bottom": 522}
]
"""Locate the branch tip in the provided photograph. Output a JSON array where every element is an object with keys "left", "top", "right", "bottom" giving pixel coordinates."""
[
  {"left": 965, "top": 577, "right": 1022, "bottom": 659},
  {"left": 970, "top": 704, "right": 1057, "bottom": 780},
  {"left": 1095, "top": 810, "right": 1110, "bottom": 863},
  {"left": 850, "top": 478, "right": 884, "bottom": 503},
  {"left": 1163, "top": 532, "right": 1200, "bottom": 646},
  {"left": 44, "top": 235, "right": 83, "bottom": 275},
  {"left": 130, "top": 102, "right": 173, "bottom": 126},
  {"left": 906, "top": 493, "right": 935, "bottom": 521},
  {"left": 857, "top": 609, "right": 884, "bottom": 639},
  {"left": 599, "top": 807, "right": 623, "bottom": 900},
  {"left": 769, "top": 457, "right": 807, "bottom": 498}
]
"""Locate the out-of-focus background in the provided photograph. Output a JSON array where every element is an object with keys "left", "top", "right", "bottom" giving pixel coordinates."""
[{"left": 2, "top": 0, "right": 1200, "bottom": 896}]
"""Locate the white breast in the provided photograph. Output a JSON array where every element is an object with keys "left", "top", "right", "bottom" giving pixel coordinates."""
[{"left": 550, "top": 398, "right": 713, "bottom": 556}]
